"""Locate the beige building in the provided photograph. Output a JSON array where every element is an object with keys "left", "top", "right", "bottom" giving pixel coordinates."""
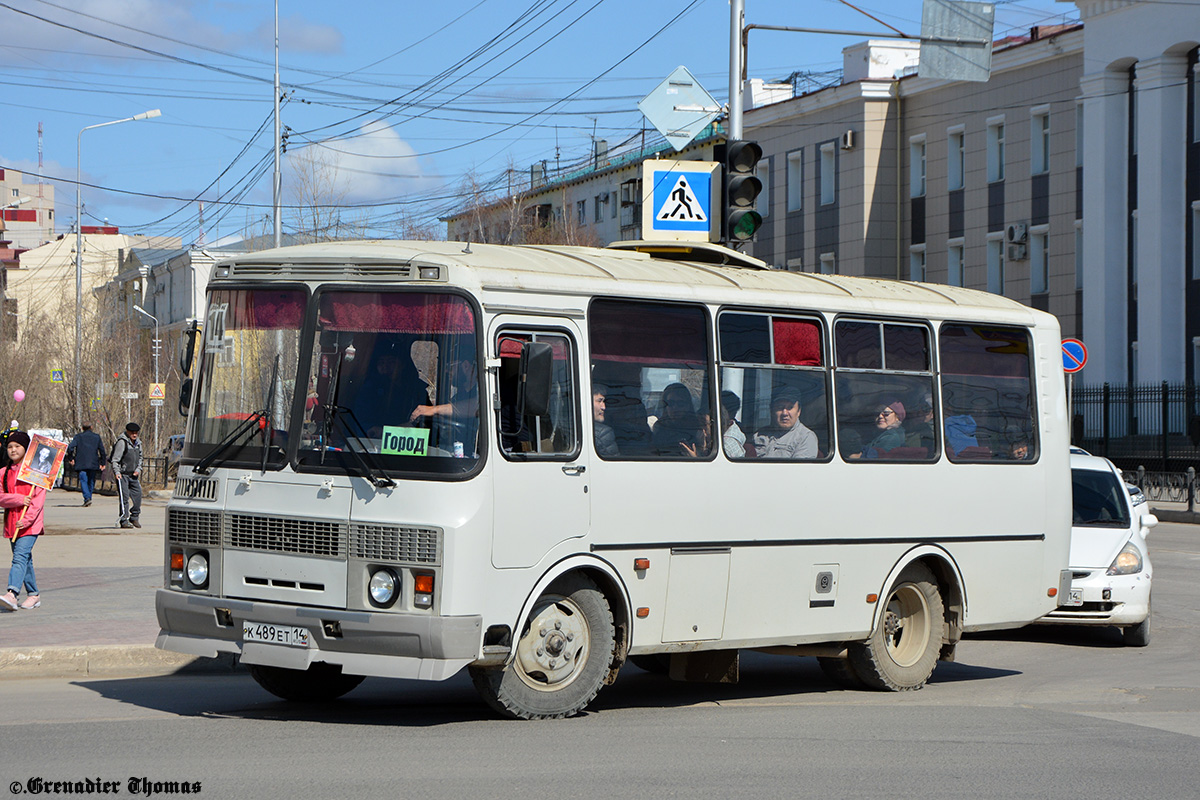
[{"left": 0, "top": 167, "right": 56, "bottom": 251}]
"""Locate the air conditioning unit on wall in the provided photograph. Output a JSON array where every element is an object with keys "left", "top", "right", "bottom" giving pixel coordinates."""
[
  {"left": 1007, "top": 243, "right": 1028, "bottom": 261},
  {"left": 1005, "top": 222, "right": 1028, "bottom": 244},
  {"left": 840, "top": 130, "right": 855, "bottom": 150}
]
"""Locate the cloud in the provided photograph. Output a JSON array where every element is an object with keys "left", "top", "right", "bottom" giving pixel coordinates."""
[
  {"left": 253, "top": 15, "right": 343, "bottom": 55},
  {"left": 285, "top": 120, "right": 440, "bottom": 205}
]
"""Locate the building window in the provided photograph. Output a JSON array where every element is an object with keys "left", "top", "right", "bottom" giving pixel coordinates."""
[
  {"left": 594, "top": 195, "right": 603, "bottom": 223},
  {"left": 987, "top": 236, "right": 1005, "bottom": 295},
  {"left": 820, "top": 144, "right": 836, "bottom": 205},
  {"left": 947, "top": 126, "right": 965, "bottom": 191},
  {"left": 819, "top": 252, "right": 836, "bottom": 274},
  {"left": 611, "top": 191, "right": 617, "bottom": 219},
  {"left": 757, "top": 159, "right": 770, "bottom": 218},
  {"left": 1030, "top": 228, "right": 1049, "bottom": 294},
  {"left": 1031, "top": 106, "right": 1050, "bottom": 175},
  {"left": 1131, "top": 211, "right": 1138, "bottom": 285},
  {"left": 909, "top": 135, "right": 926, "bottom": 197},
  {"left": 786, "top": 150, "right": 803, "bottom": 212},
  {"left": 948, "top": 240, "right": 964, "bottom": 287},
  {"left": 1075, "top": 102, "right": 1084, "bottom": 168},
  {"left": 577, "top": 200, "right": 587, "bottom": 225},
  {"left": 1193, "top": 202, "right": 1200, "bottom": 280},
  {"left": 987, "top": 116, "right": 1005, "bottom": 182},
  {"left": 1075, "top": 222, "right": 1084, "bottom": 290},
  {"left": 909, "top": 245, "right": 926, "bottom": 282}
]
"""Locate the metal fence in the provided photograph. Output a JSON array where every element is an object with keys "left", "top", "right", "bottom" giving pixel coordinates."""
[
  {"left": 59, "top": 456, "right": 171, "bottom": 495},
  {"left": 1072, "top": 382, "right": 1200, "bottom": 472}
]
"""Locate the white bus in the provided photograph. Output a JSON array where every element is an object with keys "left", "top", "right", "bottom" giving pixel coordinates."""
[{"left": 156, "top": 240, "right": 1072, "bottom": 719}]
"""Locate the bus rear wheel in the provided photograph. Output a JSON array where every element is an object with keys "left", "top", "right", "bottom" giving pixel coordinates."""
[
  {"left": 248, "top": 662, "right": 365, "bottom": 702},
  {"left": 849, "top": 563, "right": 944, "bottom": 692},
  {"left": 470, "top": 574, "right": 614, "bottom": 720}
]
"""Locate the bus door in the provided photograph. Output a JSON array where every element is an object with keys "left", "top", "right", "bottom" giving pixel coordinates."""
[{"left": 490, "top": 321, "right": 590, "bottom": 569}]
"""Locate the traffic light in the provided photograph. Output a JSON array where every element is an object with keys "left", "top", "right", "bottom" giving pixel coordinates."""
[{"left": 724, "top": 140, "right": 763, "bottom": 243}]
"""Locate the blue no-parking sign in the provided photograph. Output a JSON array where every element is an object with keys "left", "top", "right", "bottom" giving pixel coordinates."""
[{"left": 1062, "top": 339, "right": 1088, "bottom": 373}]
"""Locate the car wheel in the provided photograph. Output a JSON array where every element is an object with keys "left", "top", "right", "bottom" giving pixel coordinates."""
[{"left": 1123, "top": 598, "right": 1151, "bottom": 647}]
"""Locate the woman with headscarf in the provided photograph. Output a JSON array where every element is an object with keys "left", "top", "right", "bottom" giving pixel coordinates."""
[{"left": 0, "top": 431, "right": 46, "bottom": 611}]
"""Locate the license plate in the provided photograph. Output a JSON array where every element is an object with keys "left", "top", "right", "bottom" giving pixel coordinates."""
[
  {"left": 1064, "top": 588, "right": 1084, "bottom": 607},
  {"left": 243, "top": 621, "right": 310, "bottom": 648}
]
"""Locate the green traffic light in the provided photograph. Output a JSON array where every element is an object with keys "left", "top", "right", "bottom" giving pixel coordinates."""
[{"left": 728, "top": 208, "right": 763, "bottom": 241}]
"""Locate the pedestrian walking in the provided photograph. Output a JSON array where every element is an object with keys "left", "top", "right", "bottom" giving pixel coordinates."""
[
  {"left": 0, "top": 431, "right": 46, "bottom": 612},
  {"left": 66, "top": 421, "right": 107, "bottom": 507},
  {"left": 110, "top": 422, "right": 143, "bottom": 529}
]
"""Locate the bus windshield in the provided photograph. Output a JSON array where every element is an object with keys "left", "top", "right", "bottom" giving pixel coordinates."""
[
  {"left": 295, "top": 289, "right": 480, "bottom": 476},
  {"left": 190, "top": 288, "right": 306, "bottom": 468}
]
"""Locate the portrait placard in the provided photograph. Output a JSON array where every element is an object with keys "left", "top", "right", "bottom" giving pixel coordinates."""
[{"left": 17, "top": 434, "right": 68, "bottom": 490}]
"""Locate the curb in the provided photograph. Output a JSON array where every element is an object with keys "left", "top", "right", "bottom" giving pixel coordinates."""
[
  {"left": 0, "top": 644, "right": 240, "bottom": 680},
  {"left": 1149, "top": 508, "right": 1200, "bottom": 525}
]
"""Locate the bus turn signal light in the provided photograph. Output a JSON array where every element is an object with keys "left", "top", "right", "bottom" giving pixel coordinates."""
[
  {"left": 1048, "top": 587, "right": 1058, "bottom": 597},
  {"left": 414, "top": 574, "right": 434, "bottom": 594},
  {"left": 866, "top": 593, "right": 879, "bottom": 603},
  {"left": 170, "top": 552, "right": 184, "bottom": 570},
  {"left": 634, "top": 558, "right": 650, "bottom": 571},
  {"left": 636, "top": 607, "right": 650, "bottom": 618}
]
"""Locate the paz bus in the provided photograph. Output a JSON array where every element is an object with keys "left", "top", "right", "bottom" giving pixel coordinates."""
[{"left": 155, "top": 239, "right": 1072, "bottom": 719}]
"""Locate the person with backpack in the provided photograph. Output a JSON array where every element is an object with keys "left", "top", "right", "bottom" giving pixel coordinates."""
[
  {"left": 110, "top": 422, "right": 143, "bottom": 529},
  {"left": 67, "top": 421, "right": 107, "bottom": 507}
]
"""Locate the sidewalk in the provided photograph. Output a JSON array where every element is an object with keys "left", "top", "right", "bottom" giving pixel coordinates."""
[{"left": 0, "top": 487, "right": 234, "bottom": 679}]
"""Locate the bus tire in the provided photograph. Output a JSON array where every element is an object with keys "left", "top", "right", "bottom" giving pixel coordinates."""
[
  {"left": 816, "top": 656, "right": 868, "bottom": 689},
  {"left": 248, "top": 662, "right": 365, "bottom": 702},
  {"left": 849, "top": 563, "right": 944, "bottom": 692},
  {"left": 470, "top": 574, "right": 615, "bottom": 720}
]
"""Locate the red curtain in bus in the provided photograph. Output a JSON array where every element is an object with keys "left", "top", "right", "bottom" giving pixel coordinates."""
[
  {"left": 319, "top": 292, "right": 475, "bottom": 334},
  {"left": 772, "top": 318, "right": 821, "bottom": 366}
]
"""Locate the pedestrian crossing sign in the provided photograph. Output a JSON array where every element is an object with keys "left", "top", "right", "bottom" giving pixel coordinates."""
[
  {"left": 641, "top": 159, "right": 719, "bottom": 242},
  {"left": 50, "top": 369, "right": 65, "bottom": 384}
]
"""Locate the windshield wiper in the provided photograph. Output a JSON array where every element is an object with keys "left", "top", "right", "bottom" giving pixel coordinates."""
[
  {"left": 319, "top": 403, "right": 396, "bottom": 489},
  {"left": 194, "top": 355, "right": 280, "bottom": 475}
]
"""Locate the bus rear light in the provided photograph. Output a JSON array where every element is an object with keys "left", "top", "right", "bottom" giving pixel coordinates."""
[
  {"left": 636, "top": 607, "right": 650, "bottom": 618},
  {"left": 866, "top": 593, "right": 879, "bottom": 603},
  {"left": 633, "top": 558, "right": 650, "bottom": 571}
]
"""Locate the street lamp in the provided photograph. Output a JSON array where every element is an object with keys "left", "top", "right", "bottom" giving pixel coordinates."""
[
  {"left": 76, "top": 109, "right": 161, "bottom": 431},
  {"left": 132, "top": 304, "right": 160, "bottom": 455}
]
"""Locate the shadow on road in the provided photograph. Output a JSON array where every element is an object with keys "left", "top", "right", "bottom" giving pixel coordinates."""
[{"left": 72, "top": 650, "right": 1020, "bottom": 725}]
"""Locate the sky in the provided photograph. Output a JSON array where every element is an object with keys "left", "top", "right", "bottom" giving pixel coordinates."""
[{"left": 0, "top": 0, "right": 1078, "bottom": 245}]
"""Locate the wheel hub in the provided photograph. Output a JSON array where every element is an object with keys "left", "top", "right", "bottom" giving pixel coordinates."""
[{"left": 514, "top": 598, "right": 588, "bottom": 690}]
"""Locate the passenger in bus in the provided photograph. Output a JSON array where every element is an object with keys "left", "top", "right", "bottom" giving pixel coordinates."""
[
  {"left": 944, "top": 413, "right": 979, "bottom": 457},
  {"left": 355, "top": 348, "right": 426, "bottom": 436},
  {"left": 850, "top": 400, "right": 906, "bottom": 459},
  {"left": 753, "top": 387, "right": 818, "bottom": 459},
  {"left": 592, "top": 385, "right": 619, "bottom": 457},
  {"left": 905, "top": 394, "right": 936, "bottom": 454},
  {"left": 719, "top": 390, "right": 746, "bottom": 458},
  {"left": 651, "top": 382, "right": 707, "bottom": 457},
  {"left": 1008, "top": 438, "right": 1030, "bottom": 460}
]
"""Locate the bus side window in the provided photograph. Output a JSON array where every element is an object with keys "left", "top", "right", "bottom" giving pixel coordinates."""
[{"left": 496, "top": 331, "right": 578, "bottom": 458}]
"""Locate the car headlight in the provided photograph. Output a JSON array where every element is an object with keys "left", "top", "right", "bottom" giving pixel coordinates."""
[
  {"left": 1126, "top": 484, "right": 1147, "bottom": 508},
  {"left": 368, "top": 568, "right": 399, "bottom": 608},
  {"left": 185, "top": 553, "right": 209, "bottom": 587},
  {"left": 1107, "top": 543, "right": 1143, "bottom": 576}
]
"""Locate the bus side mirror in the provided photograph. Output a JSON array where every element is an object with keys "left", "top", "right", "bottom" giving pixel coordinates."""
[
  {"left": 519, "top": 342, "right": 553, "bottom": 419},
  {"left": 178, "top": 378, "right": 193, "bottom": 417},
  {"left": 180, "top": 320, "right": 199, "bottom": 375}
]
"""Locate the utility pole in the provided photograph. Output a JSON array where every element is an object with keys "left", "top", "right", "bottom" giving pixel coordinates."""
[{"left": 272, "top": 0, "right": 282, "bottom": 249}]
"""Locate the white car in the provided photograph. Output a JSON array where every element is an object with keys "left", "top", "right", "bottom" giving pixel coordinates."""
[{"left": 1040, "top": 451, "right": 1156, "bottom": 646}]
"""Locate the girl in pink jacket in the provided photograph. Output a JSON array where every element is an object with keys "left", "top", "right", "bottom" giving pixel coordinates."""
[{"left": 0, "top": 431, "right": 46, "bottom": 611}]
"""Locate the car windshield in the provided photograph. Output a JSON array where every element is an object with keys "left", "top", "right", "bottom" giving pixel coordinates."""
[
  {"left": 295, "top": 290, "right": 480, "bottom": 477},
  {"left": 188, "top": 288, "right": 305, "bottom": 468},
  {"left": 1072, "top": 468, "right": 1132, "bottom": 527}
]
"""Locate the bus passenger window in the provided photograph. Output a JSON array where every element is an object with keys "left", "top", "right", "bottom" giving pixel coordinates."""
[
  {"left": 496, "top": 332, "right": 577, "bottom": 458},
  {"left": 939, "top": 324, "right": 1037, "bottom": 462},
  {"left": 834, "top": 320, "right": 937, "bottom": 462},
  {"left": 718, "top": 312, "right": 830, "bottom": 460},
  {"left": 589, "top": 300, "right": 714, "bottom": 460}
]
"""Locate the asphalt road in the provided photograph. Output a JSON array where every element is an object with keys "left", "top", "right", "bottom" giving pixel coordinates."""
[{"left": 2, "top": 523, "right": 1198, "bottom": 799}]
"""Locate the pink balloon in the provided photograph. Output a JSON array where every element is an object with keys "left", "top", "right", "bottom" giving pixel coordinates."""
[{"left": 12, "top": 390, "right": 24, "bottom": 402}]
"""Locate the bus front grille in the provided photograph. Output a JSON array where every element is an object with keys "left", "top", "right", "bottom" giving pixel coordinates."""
[
  {"left": 350, "top": 523, "right": 441, "bottom": 565},
  {"left": 173, "top": 477, "right": 217, "bottom": 501},
  {"left": 167, "top": 508, "right": 221, "bottom": 546},
  {"left": 225, "top": 513, "right": 346, "bottom": 557}
]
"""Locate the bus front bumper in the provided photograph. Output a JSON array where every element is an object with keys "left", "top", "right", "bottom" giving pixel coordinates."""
[{"left": 155, "top": 589, "right": 483, "bottom": 681}]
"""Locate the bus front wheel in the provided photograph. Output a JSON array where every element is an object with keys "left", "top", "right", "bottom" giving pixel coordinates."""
[
  {"left": 849, "top": 563, "right": 944, "bottom": 692},
  {"left": 248, "top": 662, "right": 365, "bottom": 702},
  {"left": 470, "top": 574, "right": 615, "bottom": 720}
]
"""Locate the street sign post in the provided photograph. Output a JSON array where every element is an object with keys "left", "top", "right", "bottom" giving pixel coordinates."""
[{"left": 640, "top": 159, "right": 721, "bottom": 242}]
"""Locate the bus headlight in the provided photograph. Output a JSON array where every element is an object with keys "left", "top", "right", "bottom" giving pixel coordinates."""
[
  {"left": 186, "top": 553, "right": 209, "bottom": 588},
  {"left": 1107, "top": 543, "right": 1143, "bottom": 576},
  {"left": 369, "top": 569, "right": 399, "bottom": 608}
]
